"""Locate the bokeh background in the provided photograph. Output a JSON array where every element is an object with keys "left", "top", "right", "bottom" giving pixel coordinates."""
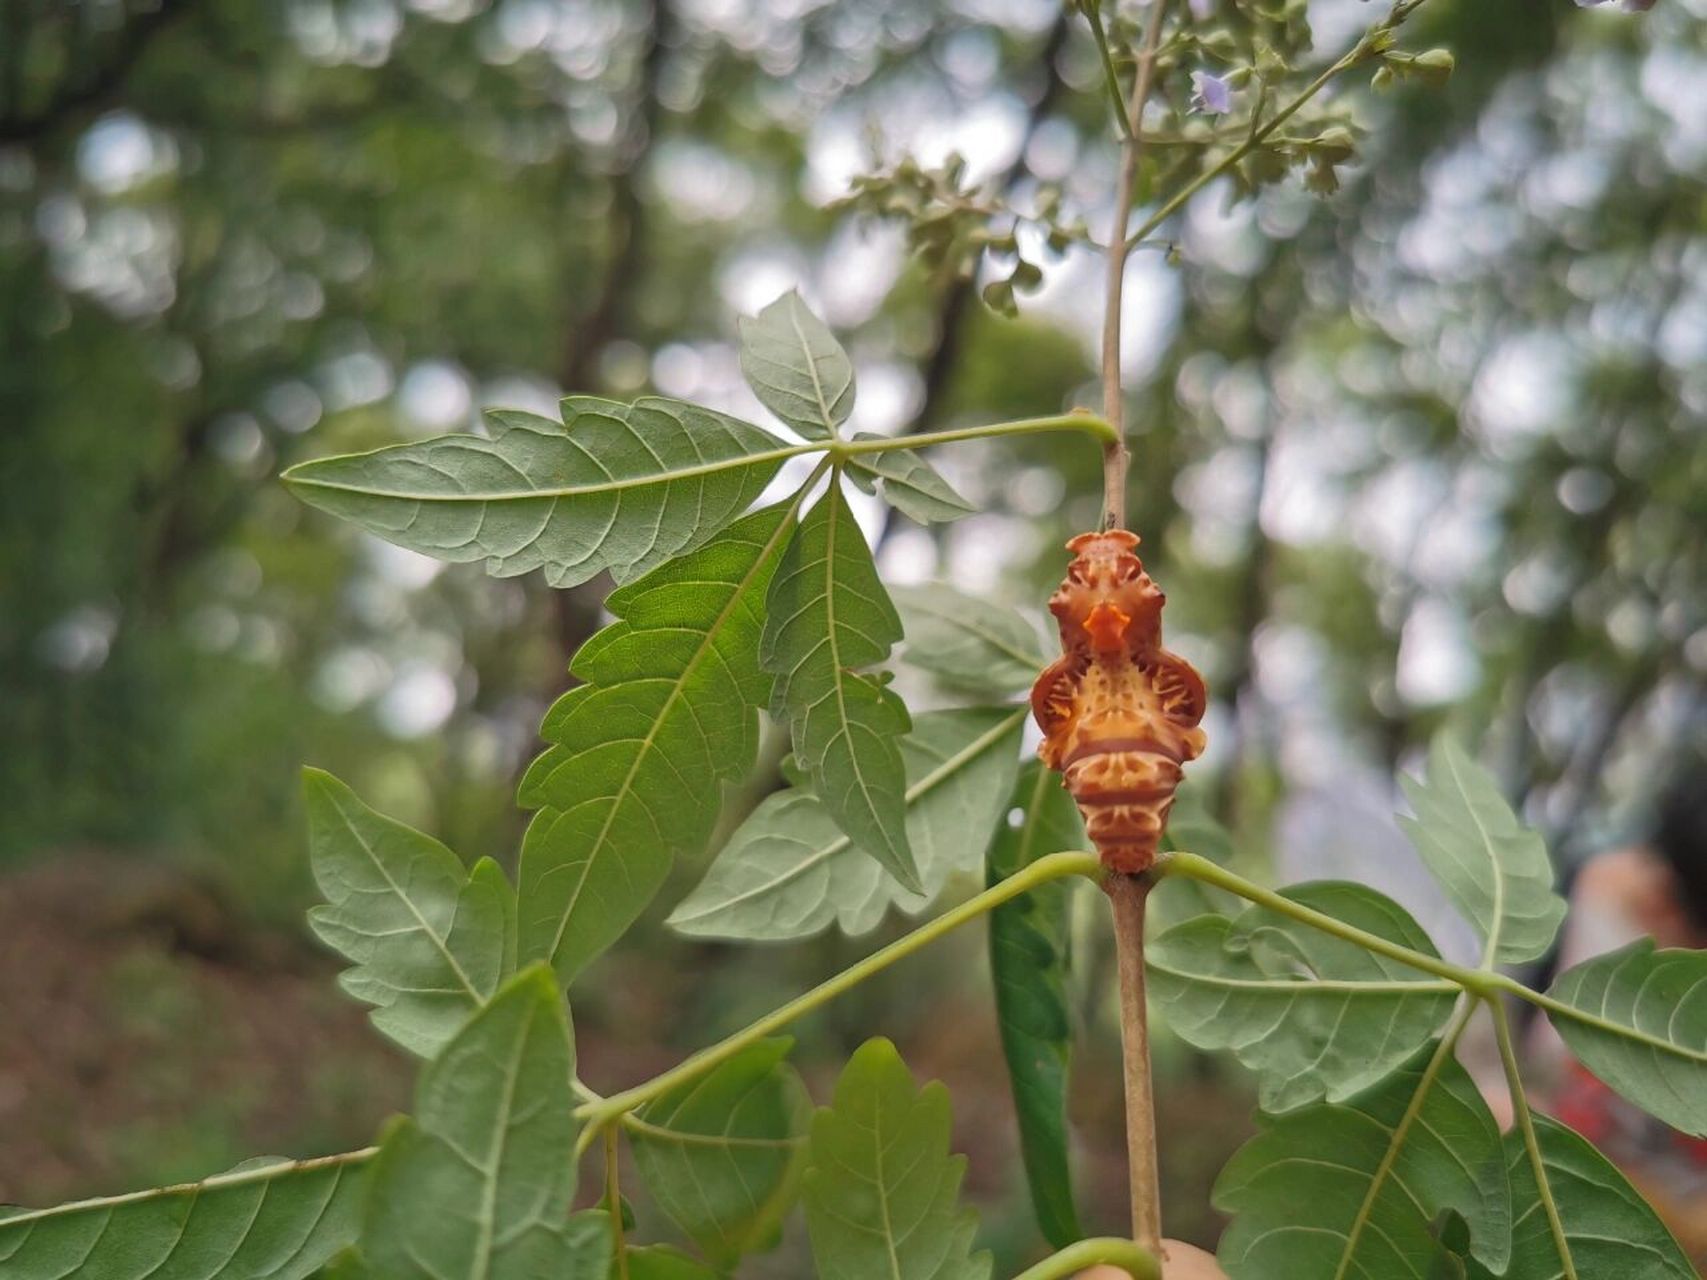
[{"left": 2, "top": 0, "right": 1703, "bottom": 1271}]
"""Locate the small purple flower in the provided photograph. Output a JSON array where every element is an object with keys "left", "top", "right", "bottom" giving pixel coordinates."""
[
  {"left": 1187, "top": 0, "right": 1214, "bottom": 18},
  {"left": 1190, "top": 70, "right": 1232, "bottom": 115}
]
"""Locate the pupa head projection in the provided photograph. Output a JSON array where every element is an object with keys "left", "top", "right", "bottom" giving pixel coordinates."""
[{"left": 1047, "top": 530, "right": 1167, "bottom": 659}]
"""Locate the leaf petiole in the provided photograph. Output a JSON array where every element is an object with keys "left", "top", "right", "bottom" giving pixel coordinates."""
[
  {"left": 1157, "top": 851, "right": 1503, "bottom": 997},
  {"left": 1011, "top": 1236, "right": 1161, "bottom": 1280},
  {"left": 1489, "top": 996, "right": 1579, "bottom": 1280},
  {"left": 831, "top": 411, "right": 1121, "bottom": 455},
  {"left": 574, "top": 850, "right": 1103, "bottom": 1146}
]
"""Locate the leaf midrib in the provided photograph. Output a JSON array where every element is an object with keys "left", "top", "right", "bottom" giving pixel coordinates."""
[
  {"left": 1146, "top": 963, "right": 1457, "bottom": 995},
  {"left": 284, "top": 441, "right": 811, "bottom": 503},
  {"left": 469, "top": 1002, "right": 533, "bottom": 1280},
  {"left": 543, "top": 506, "right": 796, "bottom": 965},
  {"left": 1330, "top": 1007, "right": 1473, "bottom": 1280},
  {"left": 0, "top": 1150, "right": 376, "bottom": 1229},
  {"left": 331, "top": 794, "right": 482, "bottom": 1005},
  {"left": 816, "top": 480, "right": 904, "bottom": 872},
  {"left": 873, "top": 1091, "right": 904, "bottom": 1280},
  {"left": 790, "top": 299, "right": 842, "bottom": 441},
  {"left": 1440, "top": 746, "right": 1508, "bottom": 968},
  {"left": 1545, "top": 969, "right": 1707, "bottom": 1066}
]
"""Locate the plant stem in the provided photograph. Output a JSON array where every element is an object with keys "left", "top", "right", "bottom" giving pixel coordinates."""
[
  {"left": 1123, "top": 0, "right": 1432, "bottom": 253},
  {"left": 1099, "top": 0, "right": 1169, "bottom": 529},
  {"left": 574, "top": 850, "right": 1104, "bottom": 1150},
  {"left": 1085, "top": 3, "right": 1137, "bottom": 142},
  {"left": 1012, "top": 1236, "right": 1162, "bottom": 1280},
  {"left": 1107, "top": 872, "right": 1164, "bottom": 1254},
  {"left": 1158, "top": 851, "right": 1501, "bottom": 996},
  {"left": 836, "top": 411, "right": 1120, "bottom": 455},
  {"left": 1489, "top": 996, "right": 1578, "bottom": 1279},
  {"left": 604, "top": 1125, "right": 630, "bottom": 1280},
  {"left": 1092, "top": 0, "right": 1170, "bottom": 1248}
]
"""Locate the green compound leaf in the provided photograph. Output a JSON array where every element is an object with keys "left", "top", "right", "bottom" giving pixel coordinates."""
[
  {"left": 1215, "top": 1045, "right": 1510, "bottom": 1280},
  {"left": 1399, "top": 734, "right": 1566, "bottom": 966},
  {"left": 362, "top": 966, "right": 580, "bottom": 1280},
  {"left": 1149, "top": 882, "right": 1458, "bottom": 1113},
  {"left": 283, "top": 397, "right": 790, "bottom": 588},
  {"left": 988, "top": 762, "right": 1086, "bottom": 1249},
  {"left": 738, "top": 289, "right": 853, "bottom": 441},
  {"left": 761, "top": 481, "right": 917, "bottom": 890},
  {"left": 1466, "top": 1117, "right": 1693, "bottom": 1280},
  {"left": 304, "top": 768, "right": 514, "bottom": 1059},
  {"left": 516, "top": 505, "right": 794, "bottom": 984},
  {"left": 846, "top": 441, "right": 975, "bottom": 525},
  {"left": 629, "top": 1039, "right": 810, "bottom": 1269},
  {"left": 669, "top": 707, "right": 1023, "bottom": 941},
  {"left": 0, "top": 1151, "right": 368, "bottom": 1280},
  {"left": 892, "top": 585, "right": 1046, "bottom": 697},
  {"left": 803, "top": 1038, "right": 992, "bottom": 1280},
  {"left": 1544, "top": 940, "right": 1707, "bottom": 1137}
]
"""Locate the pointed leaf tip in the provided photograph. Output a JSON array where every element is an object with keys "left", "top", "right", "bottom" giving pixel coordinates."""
[
  {"left": 760, "top": 484, "right": 918, "bottom": 888},
  {"left": 804, "top": 1037, "right": 991, "bottom": 1280},
  {"left": 1399, "top": 733, "right": 1565, "bottom": 966},
  {"left": 305, "top": 769, "right": 512, "bottom": 1058},
  {"left": 739, "top": 290, "right": 854, "bottom": 441}
]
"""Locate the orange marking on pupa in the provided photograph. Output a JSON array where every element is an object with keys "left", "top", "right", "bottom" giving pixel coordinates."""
[{"left": 1031, "top": 531, "right": 1207, "bottom": 873}]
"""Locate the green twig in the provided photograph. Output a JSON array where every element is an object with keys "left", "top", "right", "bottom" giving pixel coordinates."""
[
  {"left": 573, "top": 850, "right": 1105, "bottom": 1153},
  {"left": 1011, "top": 1236, "right": 1162, "bottom": 1280},
  {"left": 1332, "top": 999, "right": 1477, "bottom": 1278},
  {"left": 1490, "top": 997, "right": 1578, "bottom": 1279},
  {"left": 1084, "top": 3, "right": 1137, "bottom": 142}
]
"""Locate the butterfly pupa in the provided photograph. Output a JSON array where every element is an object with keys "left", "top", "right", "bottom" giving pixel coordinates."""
[{"left": 1031, "top": 531, "right": 1207, "bottom": 873}]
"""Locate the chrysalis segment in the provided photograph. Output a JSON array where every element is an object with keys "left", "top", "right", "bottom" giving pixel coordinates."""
[{"left": 1031, "top": 531, "right": 1207, "bottom": 872}]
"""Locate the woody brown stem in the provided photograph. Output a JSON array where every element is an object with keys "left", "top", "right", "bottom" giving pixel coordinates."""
[
  {"left": 1107, "top": 871, "right": 1162, "bottom": 1253},
  {"left": 1096, "top": 0, "right": 1170, "bottom": 1250},
  {"left": 1099, "top": 0, "right": 1169, "bottom": 531}
]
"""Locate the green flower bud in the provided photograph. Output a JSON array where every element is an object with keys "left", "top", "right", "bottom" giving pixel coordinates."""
[{"left": 1413, "top": 47, "right": 1456, "bottom": 86}]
